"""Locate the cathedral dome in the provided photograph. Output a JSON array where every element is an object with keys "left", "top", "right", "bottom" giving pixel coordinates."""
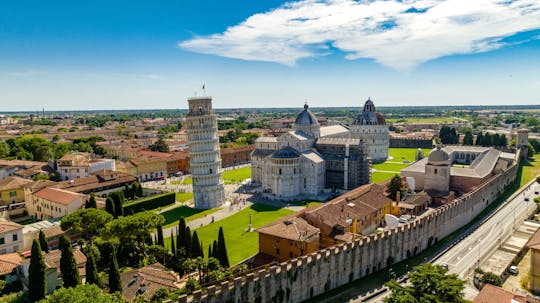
[
  {"left": 294, "top": 103, "right": 319, "bottom": 126},
  {"left": 353, "top": 98, "right": 386, "bottom": 126},
  {"left": 428, "top": 146, "right": 450, "bottom": 164},
  {"left": 272, "top": 147, "right": 301, "bottom": 159}
]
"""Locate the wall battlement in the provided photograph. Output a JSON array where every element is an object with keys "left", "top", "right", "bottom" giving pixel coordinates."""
[{"left": 177, "top": 151, "right": 520, "bottom": 303}]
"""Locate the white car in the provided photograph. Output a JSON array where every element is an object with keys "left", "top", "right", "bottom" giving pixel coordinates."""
[{"left": 508, "top": 266, "right": 519, "bottom": 275}]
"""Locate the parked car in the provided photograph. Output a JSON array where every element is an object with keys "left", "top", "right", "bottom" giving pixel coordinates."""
[
  {"left": 525, "top": 197, "right": 530, "bottom": 202},
  {"left": 508, "top": 266, "right": 519, "bottom": 275}
]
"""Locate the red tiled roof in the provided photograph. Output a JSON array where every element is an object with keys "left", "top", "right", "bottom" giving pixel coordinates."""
[
  {"left": 0, "top": 220, "right": 23, "bottom": 233},
  {"left": 34, "top": 187, "right": 85, "bottom": 206},
  {"left": 473, "top": 284, "right": 526, "bottom": 303},
  {"left": 527, "top": 228, "right": 540, "bottom": 250},
  {"left": 257, "top": 216, "right": 319, "bottom": 242},
  {"left": 0, "top": 253, "right": 23, "bottom": 275},
  {"left": 120, "top": 263, "right": 181, "bottom": 302},
  {"left": 0, "top": 177, "right": 33, "bottom": 191}
]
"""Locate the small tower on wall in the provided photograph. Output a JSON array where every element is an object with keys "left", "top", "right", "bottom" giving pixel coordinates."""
[
  {"left": 186, "top": 96, "right": 225, "bottom": 209},
  {"left": 516, "top": 129, "right": 529, "bottom": 160},
  {"left": 424, "top": 146, "right": 451, "bottom": 196}
]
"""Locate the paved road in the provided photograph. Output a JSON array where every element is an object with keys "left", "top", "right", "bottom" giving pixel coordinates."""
[
  {"left": 434, "top": 182, "right": 540, "bottom": 278},
  {"left": 360, "top": 179, "right": 539, "bottom": 303}
]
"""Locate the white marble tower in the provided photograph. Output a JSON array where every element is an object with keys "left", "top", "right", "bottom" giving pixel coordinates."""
[{"left": 186, "top": 96, "right": 225, "bottom": 209}]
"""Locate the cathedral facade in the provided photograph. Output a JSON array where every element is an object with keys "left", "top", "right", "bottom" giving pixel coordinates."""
[{"left": 251, "top": 99, "right": 386, "bottom": 201}]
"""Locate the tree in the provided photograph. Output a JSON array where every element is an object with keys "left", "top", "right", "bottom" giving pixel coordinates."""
[
  {"left": 108, "top": 248, "right": 122, "bottom": 293},
  {"left": 481, "top": 271, "right": 502, "bottom": 286},
  {"left": 29, "top": 239, "right": 47, "bottom": 302},
  {"left": 40, "top": 284, "right": 124, "bottom": 303},
  {"left": 170, "top": 231, "right": 175, "bottom": 255},
  {"left": 60, "top": 208, "right": 113, "bottom": 241},
  {"left": 184, "top": 226, "right": 192, "bottom": 258},
  {"left": 38, "top": 229, "right": 49, "bottom": 253},
  {"left": 108, "top": 191, "right": 124, "bottom": 218},
  {"left": 105, "top": 197, "right": 116, "bottom": 218},
  {"left": 384, "top": 264, "right": 466, "bottom": 303},
  {"left": 85, "top": 248, "right": 99, "bottom": 286},
  {"left": 387, "top": 174, "right": 405, "bottom": 201},
  {"left": 137, "top": 183, "right": 143, "bottom": 197},
  {"left": 217, "top": 227, "right": 230, "bottom": 268},
  {"left": 149, "top": 138, "right": 169, "bottom": 152},
  {"left": 191, "top": 231, "right": 202, "bottom": 258},
  {"left": 0, "top": 140, "right": 10, "bottom": 158},
  {"left": 85, "top": 193, "right": 97, "bottom": 209},
  {"left": 528, "top": 142, "right": 536, "bottom": 157},
  {"left": 212, "top": 240, "right": 218, "bottom": 259},
  {"left": 177, "top": 217, "right": 186, "bottom": 253},
  {"left": 463, "top": 131, "right": 473, "bottom": 145},
  {"left": 475, "top": 132, "right": 484, "bottom": 146},
  {"left": 156, "top": 224, "right": 164, "bottom": 247},
  {"left": 59, "top": 236, "right": 80, "bottom": 288}
]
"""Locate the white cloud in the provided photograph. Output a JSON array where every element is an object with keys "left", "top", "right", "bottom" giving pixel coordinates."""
[{"left": 179, "top": 0, "right": 540, "bottom": 71}]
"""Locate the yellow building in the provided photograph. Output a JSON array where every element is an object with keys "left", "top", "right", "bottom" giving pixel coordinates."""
[
  {"left": 257, "top": 216, "right": 320, "bottom": 262},
  {"left": 116, "top": 156, "right": 167, "bottom": 182},
  {"left": 527, "top": 229, "right": 540, "bottom": 295},
  {"left": 0, "top": 177, "right": 32, "bottom": 213}
]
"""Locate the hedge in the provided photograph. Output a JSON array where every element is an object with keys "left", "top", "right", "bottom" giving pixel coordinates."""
[{"left": 123, "top": 192, "right": 175, "bottom": 213}]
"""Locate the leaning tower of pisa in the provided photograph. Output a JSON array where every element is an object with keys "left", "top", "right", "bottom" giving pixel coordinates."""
[{"left": 186, "top": 96, "right": 225, "bottom": 209}]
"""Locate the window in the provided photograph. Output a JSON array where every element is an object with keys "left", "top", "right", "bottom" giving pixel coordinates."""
[
  {"left": 12, "top": 234, "right": 17, "bottom": 241},
  {"left": 276, "top": 248, "right": 280, "bottom": 255},
  {"left": 434, "top": 168, "right": 438, "bottom": 174},
  {"left": 9, "top": 191, "right": 16, "bottom": 197},
  {"left": 279, "top": 169, "right": 282, "bottom": 175},
  {"left": 0, "top": 238, "right": 4, "bottom": 245},
  {"left": 289, "top": 252, "right": 293, "bottom": 258}
]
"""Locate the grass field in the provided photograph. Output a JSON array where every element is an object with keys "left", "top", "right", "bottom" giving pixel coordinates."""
[
  {"left": 520, "top": 154, "right": 540, "bottom": 186},
  {"left": 175, "top": 192, "right": 193, "bottom": 202},
  {"left": 371, "top": 148, "right": 431, "bottom": 184},
  {"left": 161, "top": 205, "right": 220, "bottom": 227},
  {"left": 223, "top": 167, "right": 251, "bottom": 184},
  {"left": 165, "top": 204, "right": 294, "bottom": 265}
]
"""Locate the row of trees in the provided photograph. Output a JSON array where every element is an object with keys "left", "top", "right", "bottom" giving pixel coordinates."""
[
  {"left": 0, "top": 134, "right": 106, "bottom": 161},
  {"left": 473, "top": 132, "right": 508, "bottom": 147}
]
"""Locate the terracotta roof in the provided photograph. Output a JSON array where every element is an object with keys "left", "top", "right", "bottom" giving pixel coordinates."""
[
  {"left": 0, "top": 159, "right": 46, "bottom": 169},
  {"left": 58, "top": 153, "right": 90, "bottom": 166},
  {"left": 34, "top": 187, "right": 85, "bottom": 206},
  {"left": 221, "top": 145, "right": 255, "bottom": 154},
  {"left": 43, "top": 225, "right": 66, "bottom": 239},
  {"left": 0, "top": 253, "right": 23, "bottom": 275},
  {"left": 473, "top": 284, "right": 526, "bottom": 303},
  {"left": 22, "top": 180, "right": 58, "bottom": 193},
  {"left": 0, "top": 177, "right": 33, "bottom": 191},
  {"left": 257, "top": 216, "right": 319, "bottom": 242},
  {"left": 41, "top": 249, "right": 86, "bottom": 269},
  {"left": 527, "top": 228, "right": 540, "bottom": 250},
  {"left": 53, "top": 170, "right": 135, "bottom": 194},
  {"left": 0, "top": 220, "right": 23, "bottom": 234},
  {"left": 121, "top": 263, "right": 181, "bottom": 302}
]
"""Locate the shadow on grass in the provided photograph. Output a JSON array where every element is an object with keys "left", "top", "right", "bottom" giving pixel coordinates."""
[
  {"left": 307, "top": 162, "right": 528, "bottom": 303},
  {"left": 249, "top": 203, "right": 282, "bottom": 213},
  {"left": 162, "top": 206, "right": 203, "bottom": 226}
]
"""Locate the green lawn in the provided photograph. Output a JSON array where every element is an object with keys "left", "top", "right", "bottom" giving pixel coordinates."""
[
  {"left": 222, "top": 167, "right": 251, "bottom": 184},
  {"left": 370, "top": 148, "right": 431, "bottom": 184},
  {"left": 166, "top": 204, "right": 294, "bottom": 265},
  {"left": 161, "top": 205, "right": 220, "bottom": 227},
  {"left": 520, "top": 153, "right": 540, "bottom": 186},
  {"left": 175, "top": 192, "right": 193, "bottom": 203}
]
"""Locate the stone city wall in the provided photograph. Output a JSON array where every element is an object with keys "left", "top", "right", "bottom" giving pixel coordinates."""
[{"left": 177, "top": 152, "right": 519, "bottom": 303}]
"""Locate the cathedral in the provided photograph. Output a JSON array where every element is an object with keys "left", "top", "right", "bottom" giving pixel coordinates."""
[{"left": 251, "top": 98, "right": 389, "bottom": 200}]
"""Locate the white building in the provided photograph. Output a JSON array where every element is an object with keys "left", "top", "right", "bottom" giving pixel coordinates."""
[
  {"left": 27, "top": 187, "right": 85, "bottom": 220},
  {"left": 0, "top": 220, "right": 24, "bottom": 254},
  {"left": 350, "top": 98, "right": 389, "bottom": 163},
  {"left": 186, "top": 96, "right": 225, "bottom": 209},
  {"left": 57, "top": 152, "right": 115, "bottom": 181}
]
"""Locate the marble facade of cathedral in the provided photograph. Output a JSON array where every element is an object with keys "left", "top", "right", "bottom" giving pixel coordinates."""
[{"left": 251, "top": 98, "right": 388, "bottom": 200}]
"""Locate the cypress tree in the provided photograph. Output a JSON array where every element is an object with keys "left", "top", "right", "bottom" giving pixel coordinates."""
[
  {"left": 29, "top": 239, "right": 47, "bottom": 302},
  {"left": 137, "top": 184, "right": 143, "bottom": 197},
  {"left": 212, "top": 240, "right": 218, "bottom": 259},
  {"left": 59, "top": 236, "right": 80, "bottom": 288},
  {"left": 170, "top": 231, "right": 175, "bottom": 254},
  {"left": 85, "top": 249, "right": 99, "bottom": 286},
  {"left": 111, "top": 191, "right": 124, "bottom": 217},
  {"left": 463, "top": 131, "right": 474, "bottom": 145},
  {"left": 108, "top": 247, "right": 122, "bottom": 293},
  {"left": 199, "top": 241, "right": 204, "bottom": 258},
  {"left": 177, "top": 217, "right": 186, "bottom": 249},
  {"left": 85, "top": 193, "right": 97, "bottom": 208},
  {"left": 208, "top": 244, "right": 212, "bottom": 259},
  {"left": 38, "top": 229, "right": 49, "bottom": 253},
  {"left": 475, "top": 133, "right": 484, "bottom": 146},
  {"left": 217, "top": 227, "right": 230, "bottom": 268},
  {"left": 157, "top": 225, "right": 164, "bottom": 247},
  {"left": 184, "top": 226, "right": 192, "bottom": 258},
  {"left": 191, "top": 231, "right": 202, "bottom": 258},
  {"left": 105, "top": 197, "right": 116, "bottom": 218}
]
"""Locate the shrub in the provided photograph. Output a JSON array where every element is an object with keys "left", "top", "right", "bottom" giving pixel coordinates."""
[{"left": 123, "top": 192, "right": 175, "bottom": 213}]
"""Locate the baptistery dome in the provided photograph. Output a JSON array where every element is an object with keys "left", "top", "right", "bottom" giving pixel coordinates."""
[{"left": 353, "top": 98, "right": 386, "bottom": 125}]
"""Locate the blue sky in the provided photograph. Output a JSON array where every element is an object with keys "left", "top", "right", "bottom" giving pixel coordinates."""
[{"left": 1, "top": 0, "right": 539, "bottom": 111}]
